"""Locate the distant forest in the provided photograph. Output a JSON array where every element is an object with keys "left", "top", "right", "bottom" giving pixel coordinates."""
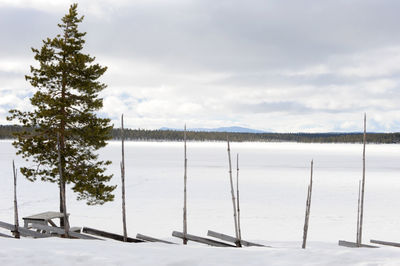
[{"left": 1, "top": 125, "right": 400, "bottom": 143}]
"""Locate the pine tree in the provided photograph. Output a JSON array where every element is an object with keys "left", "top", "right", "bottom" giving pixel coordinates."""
[{"left": 7, "top": 4, "right": 115, "bottom": 219}]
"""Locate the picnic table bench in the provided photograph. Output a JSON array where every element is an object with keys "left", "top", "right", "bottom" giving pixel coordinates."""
[{"left": 23, "top": 211, "right": 69, "bottom": 229}]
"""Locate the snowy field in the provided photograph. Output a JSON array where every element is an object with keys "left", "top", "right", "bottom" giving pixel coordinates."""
[{"left": 1, "top": 140, "right": 400, "bottom": 265}]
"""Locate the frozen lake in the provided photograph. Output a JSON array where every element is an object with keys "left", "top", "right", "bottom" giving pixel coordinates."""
[{"left": 1, "top": 140, "right": 400, "bottom": 245}]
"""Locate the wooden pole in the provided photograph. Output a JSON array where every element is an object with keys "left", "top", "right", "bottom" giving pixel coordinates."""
[
  {"left": 227, "top": 137, "right": 241, "bottom": 247},
  {"left": 183, "top": 124, "right": 188, "bottom": 245},
  {"left": 236, "top": 153, "right": 242, "bottom": 242},
  {"left": 12, "top": 160, "right": 20, "bottom": 239},
  {"left": 302, "top": 184, "right": 311, "bottom": 249},
  {"left": 57, "top": 132, "right": 69, "bottom": 237},
  {"left": 356, "top": 180, "right": 361, "bottom": 246},
  {"left": 358, "top": 113, "right": 367, "bottom": 245},
  {"left": 302, "top": 160, "right": 313, "bottom": 249},
  {"left": 121, "top": 114, "right": 128, "bottom": 242}
]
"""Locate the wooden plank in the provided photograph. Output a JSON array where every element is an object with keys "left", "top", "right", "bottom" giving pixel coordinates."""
[
  {"left": 338, "top": 240, "right": 358, "bottom": 248},
  {"left": 207, "top": 230, "right": 266, "bottom": 247},
  {"left": 82, "top": 227, "right": 144, "bottom": 243},
  {"left": 136, "top": 233, "right": 176, "bottom": 244},
  {"left": 0, "top": 232, "right": 13, "bottom": 238},
  {"left": 338, "top": 240, "right": 378, "bottom": 248},
  {"left": 0, "top": 220, "right": 51, "bottom": 238},
  {"left": 371, "top": 239, "right": 400, "bottom": 248},
  {"left": 172, "top": 231, "right": 236, "bottom": 247},
  {"left": 31, "top": 224, "right": 100, "bottom": 240}
]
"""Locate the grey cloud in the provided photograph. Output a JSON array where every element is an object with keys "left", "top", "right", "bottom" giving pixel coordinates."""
[
  {"left": 82, "top": 0, "right": 400, "bottom": 71},
  {"left": 1, "top": 1, "right": 400, "bottom": 132},
  {"left": 236, "top": 101, "right": 368, "bottom": 115},
  {"left": 4, "top": 1, "right": 400, "bottom": 74},
  {"left": 0, "top": 8, "right": 59, "bottom": 56}
]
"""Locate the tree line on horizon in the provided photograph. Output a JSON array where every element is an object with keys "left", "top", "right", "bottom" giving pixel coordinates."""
[{"left": 1, "top": 125, "right": 399, "bottom": 143}]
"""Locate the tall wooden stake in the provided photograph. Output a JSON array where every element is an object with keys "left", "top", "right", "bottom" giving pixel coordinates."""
[
  {"left": 358, "top": 113, "right": 367, "bottom": 245},
  {"left": 57, "top": 132, "right": 69, "bottom": 237},
  {"left": 183, "top": 124, "right": 188, "bottom": 245},
  {"left": 236, "top": 153, "right": 242, "bottom": 242},
  {"left": 302, "top": 160, "right": 313, "bottom": 249},
  {"left": 227, "top": 137, "right": 241, "bottom": 247},
  {"left": 356, "top": 180, "right": 361, "bottom": 245},
  {"left": 121, "top": 114, "right": 128, "bottom": 242},
  {"left": 12, "top": 160, "right": 20, "bottom": 239}
]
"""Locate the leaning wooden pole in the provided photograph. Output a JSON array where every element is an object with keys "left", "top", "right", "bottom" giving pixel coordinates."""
[
  {"left": 121, "top": 114, "right": 128, "bottom": 242},
  {"left": 183, "top": 124, "right": 188, "bottom": 245},
  {"left": 302, "top": 160, "right": 313, "bottom": 249},
  {"left": 356, "top": 180, "right": 361, "bottom": 245},
  {"left": 358, "top": 113, "right": 367, "bottom": 245},
  {"left": 57, "top": 133, "right": 69, "bottom": 237},
  {"left": 227, "top": 137, "right": 241, "bottom": 247},
  {"left": 236, "top": 153, "right": 242, "bottom": 242},
  {"left": 302, "top": 184, "right": 311, "bottom": 249},
  {"left": 12, "top": 160, "right": 20, "bottom": 239}
]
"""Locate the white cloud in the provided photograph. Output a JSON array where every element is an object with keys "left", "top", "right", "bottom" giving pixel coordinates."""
[
  {"left": 0, "top": 0, "right": 68, "bottom": 12},
  {"left": 0, "top": 59, "right": 29, "bottom": 73},
  {"left": 338, "top": 46, "right": 400, "bottom": 78},
  {"left": 283, "top": 64, "right": 331, "bottom": 77}
]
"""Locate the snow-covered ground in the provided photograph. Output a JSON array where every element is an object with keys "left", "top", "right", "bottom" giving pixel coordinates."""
[{"left": 1, "top": 140, "right": 400, "bottom": 265}]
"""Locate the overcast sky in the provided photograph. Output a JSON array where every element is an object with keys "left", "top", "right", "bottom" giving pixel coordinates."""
[{"left": 1, "top": 0, "right": 400, "bottom": 132}]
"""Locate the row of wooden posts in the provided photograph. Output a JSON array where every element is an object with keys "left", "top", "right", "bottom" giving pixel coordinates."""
[
  {"left": 8, "top": 113, "right": 396, "bottom": 249},
  {"left": 176, "top": 113, "right": 376, "bottom": 248},
  {"left": 118, "top": 115, "right": 276, "bottom": 247},
  {"left": 178, "top": 120, "right": 315, "bottom": 248}
]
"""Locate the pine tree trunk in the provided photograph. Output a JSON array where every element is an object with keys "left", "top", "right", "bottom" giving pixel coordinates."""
[
  {"left": 57, "top": 133, "right": 69, "bottom": 237},
  {"left": 59, "top": 183, "right": 65, "bottom": 227},
  {"left": 59, "top": 22, "right": 68, "bottom": 228}
]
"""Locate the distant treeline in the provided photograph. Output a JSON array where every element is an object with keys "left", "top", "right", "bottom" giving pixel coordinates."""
[{"left": 2, "top": 125, "right": 400, "bottom": 143}]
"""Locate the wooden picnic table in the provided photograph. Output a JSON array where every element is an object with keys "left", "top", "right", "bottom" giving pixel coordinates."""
[{"left": 23, "top": 211, "right": 69, "bottom": 228}]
